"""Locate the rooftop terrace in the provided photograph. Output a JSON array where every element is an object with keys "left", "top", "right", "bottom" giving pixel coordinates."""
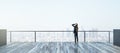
[{"left": 1, "top": 30, "right": 120, "bottom": 53}]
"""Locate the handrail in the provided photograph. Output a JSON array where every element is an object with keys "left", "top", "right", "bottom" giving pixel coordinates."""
[{"left": 8, "top": 30, "right": 112, "bottom": 32}]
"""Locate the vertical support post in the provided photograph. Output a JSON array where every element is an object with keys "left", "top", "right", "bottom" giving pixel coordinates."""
[
  {"left": 34, "top": 31, "right": 36, "bottom": 42},
  {"left": 10, "top": 32, "right": 12, "bottom": 42},
  {"left": 108, "top": 31, "right": 110, "bottom": 43},
  {"left": 84, "top": 31, "right": 86, "bottom": 42}
]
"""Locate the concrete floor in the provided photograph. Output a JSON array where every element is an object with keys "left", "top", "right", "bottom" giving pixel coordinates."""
[{"left": 0, "top": 42, "right": 120, "bottom": 53}]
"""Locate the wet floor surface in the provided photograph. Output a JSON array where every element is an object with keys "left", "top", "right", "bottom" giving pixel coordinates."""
[{"left": 0, "top": 42, "right": 120, "bottom": 53}]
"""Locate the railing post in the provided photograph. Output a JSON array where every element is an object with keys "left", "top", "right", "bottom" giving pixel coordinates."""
[
  {"left": 34, "top": 31, "right": 36, "bottom": 42},
  {"left": 10, "top": 32, "right": 12, "bottom": 42},
  {"left": 84, "top": 31, "right": 86, "bottom": 42},
  {"left": 108, "top": 31, "right": 110, "bottom": 43}
]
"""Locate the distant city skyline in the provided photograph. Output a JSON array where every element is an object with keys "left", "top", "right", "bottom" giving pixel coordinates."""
[{"left": 0, "top": 0, "right": 120, "bottom": 30}]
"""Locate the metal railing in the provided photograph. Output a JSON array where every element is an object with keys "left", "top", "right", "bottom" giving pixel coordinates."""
[{"left": 8, "top": 30, "right": 112, "bottom": 43}]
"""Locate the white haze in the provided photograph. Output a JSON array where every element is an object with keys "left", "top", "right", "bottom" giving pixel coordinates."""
[{"left": 0, "top": 0, "right": 120, "bottom": 31}]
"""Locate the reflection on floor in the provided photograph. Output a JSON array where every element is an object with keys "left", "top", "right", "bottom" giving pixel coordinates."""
[{"left": 0, "top": 42, "right": 120, "bottom": 53}]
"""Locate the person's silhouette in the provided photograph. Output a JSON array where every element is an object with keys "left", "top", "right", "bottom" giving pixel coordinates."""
[{"left": 72, "top": 23, "right": 79, "bottom": 43}]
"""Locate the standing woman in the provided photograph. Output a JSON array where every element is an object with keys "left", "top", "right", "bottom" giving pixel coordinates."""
[{"left": 72, "top": 23, "right": 79, "bottom": 43}]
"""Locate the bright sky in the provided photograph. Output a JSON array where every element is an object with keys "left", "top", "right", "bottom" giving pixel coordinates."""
[{"left": 0, "top": 0, "right": 120, "bottom": 30}]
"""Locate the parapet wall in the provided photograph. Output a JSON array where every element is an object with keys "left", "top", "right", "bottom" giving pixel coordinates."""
[
  {"left": 113, "top": 29, "right": 120, "bottom": 47},
  {"left": 0, "top": 29, "right": 7, "bottom": 46}
]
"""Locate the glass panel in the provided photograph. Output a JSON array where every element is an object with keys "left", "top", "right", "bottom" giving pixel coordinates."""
[
  {"left": 11, "top": 32, "right": 34, "bottom": 42},
  {"left": 86, "top": 32, "right": 109, "bottom": 42}
]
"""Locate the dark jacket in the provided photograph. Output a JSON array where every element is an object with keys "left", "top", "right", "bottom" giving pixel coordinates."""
[{"left": 72, "top": 24, "right": 78, "bottom": 33}]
